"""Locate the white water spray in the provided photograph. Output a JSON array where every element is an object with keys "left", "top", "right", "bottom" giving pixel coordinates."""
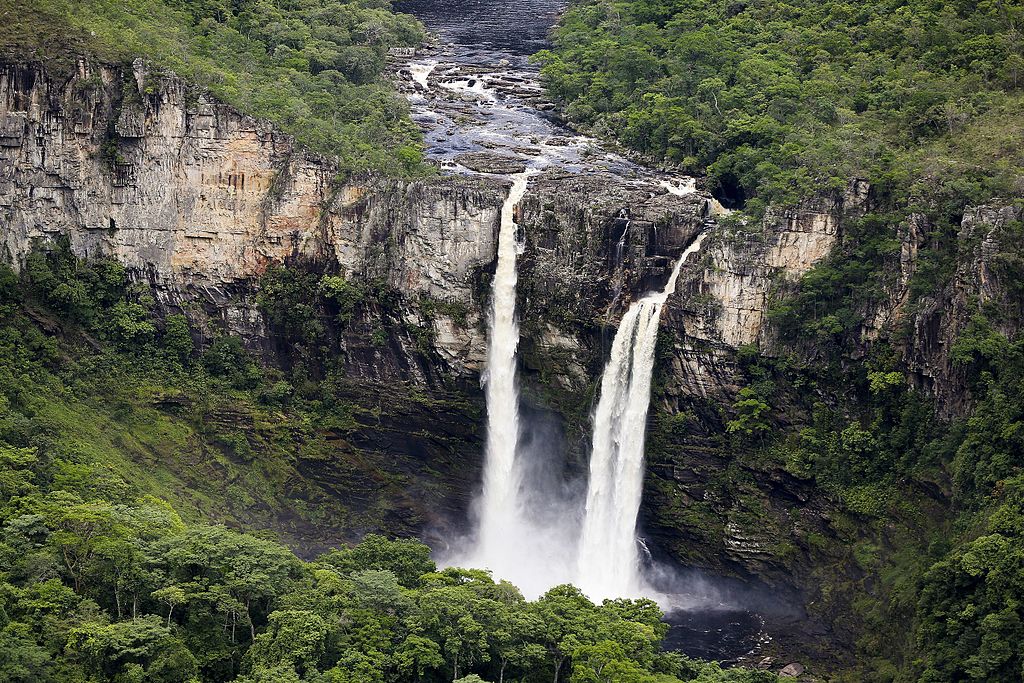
[
  {"left": 476, "top": 173, "right": 531, "bottom": 561},
  {"left": 576, "top": 232, "right": 707, "bottom": 601},
  {"left": 461, "top": 171, "right": 573, "bottom": 596},
  {"left": 409, "top": 60, "right": 438, "bottom": 90},
  {"left": 660, "top": 178, "right": 697, "bottom": 196}
]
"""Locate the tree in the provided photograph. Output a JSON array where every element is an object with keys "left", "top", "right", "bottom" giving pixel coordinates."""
[
  {"left": 319, "top": 535, "right": 436, "bottom": 588},
  {"left": 244, "top": 610, "right": 333, "bottom": 676},
  {"left": 65, "top": 615, "right": 199, "bottom": 683},
  {"left": 532, "top": 586, "right": 597, "bottom": 683},
  {"left": 394, "top": 634, "right": 444, "bottom": 682},
  {"left": 44, "top": 498, "right": 122, "bottom": 593},
  {"left": 725, "top": 387, "right": 771, "bottom": 438},
  {"left": 151, "top": 587, "right": 187, "bottom": 627},
  {"left": 0, "top": 624, "right": 53, "bottom": 683},
  {"left": 162, "top": 314, "right": 194, "bottom": 364},
  {"left": 416, "top": 586, "right": 491, "bottom": 681}
]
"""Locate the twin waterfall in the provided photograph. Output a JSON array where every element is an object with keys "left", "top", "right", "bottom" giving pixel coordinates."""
[
  {"left": 576, "top": 233, "right": 707, "bottom": 600},
  {"left": 468, "top": 174, "right": 705, "bottom": 602}
]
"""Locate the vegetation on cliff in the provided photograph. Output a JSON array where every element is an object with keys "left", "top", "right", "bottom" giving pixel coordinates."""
[
  {"left": 536, "top": 0, "right": 1024, "bottom": 680},
  {"left": 3, "top": 0, "right": 428, "bottom": 175},
  {"left": 0, "top": 247, "right": 771, "bottom": 683}
]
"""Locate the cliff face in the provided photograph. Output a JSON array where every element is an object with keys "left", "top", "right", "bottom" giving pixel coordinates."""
[
  {"left": 902, "top": 204, "right": 1024, "bottom": 416},
  {"left": 0, "top": 60, "right": 512, "bottom": 372},
  {"left": 2, "top": 57, "right": 1014, "bottom": 608}
]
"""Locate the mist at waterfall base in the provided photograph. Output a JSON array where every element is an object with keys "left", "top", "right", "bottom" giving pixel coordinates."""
[
  {"left": 438, "top": 224, "right": 732, "bottom": 608},
  {"left": 439, "top": 171, "right": 580, "bottom": 599}
]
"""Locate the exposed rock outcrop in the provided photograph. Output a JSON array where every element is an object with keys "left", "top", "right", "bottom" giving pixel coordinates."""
[
  {"left": 0, "top": 59, "right": 514, "bottom": 373},
  {"left": 904, "top": 203, "right": 1024, "bottom": 416},
  {"left": 5, "top": 57, "right": 1016, "bottom": 630}
]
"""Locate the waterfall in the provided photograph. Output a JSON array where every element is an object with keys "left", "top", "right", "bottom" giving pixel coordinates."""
[
  {"left": 576, "top": 232, "right": 707, "bottom": 601},
  {"left": 472, "top": 171, "right": 533, "bottom": 580}
]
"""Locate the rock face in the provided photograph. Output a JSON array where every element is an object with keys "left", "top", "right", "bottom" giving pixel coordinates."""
[
  {"left": 903, "top": 204, "right": 1024, "bottom": 416},
  {"left": 2, "top": 57, "right": 1015, "bottom": 649},
  {"left": 0, "top": 59, "right": 513, "bottom": 373}
]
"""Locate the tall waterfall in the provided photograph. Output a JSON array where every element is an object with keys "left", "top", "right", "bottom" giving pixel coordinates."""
[
  {"left": 576, "top": 232, "right": 707, "bottom": 601},
  {"left": 472, "top": 172, "right": 533, "bottom": 579}
]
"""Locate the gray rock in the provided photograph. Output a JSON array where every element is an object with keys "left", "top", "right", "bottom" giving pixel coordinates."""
[
  {"left": 779, "top": 662, "right": 806, "bottom": 677},
  {"left": 454, "top": 151, "right": 528, "bottom": 175}
]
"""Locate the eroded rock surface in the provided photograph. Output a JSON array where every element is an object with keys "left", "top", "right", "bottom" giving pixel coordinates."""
[{"left": 3, "top": 59, "right": 1015, "bottom": 652}]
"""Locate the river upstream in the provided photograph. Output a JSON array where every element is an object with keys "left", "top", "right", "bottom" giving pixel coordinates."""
[
  {"left": 392, "top": 0, "right": 773, "bottom": 666},
  {"left": 393, "top": 0, "right": 692, "bottom": 188}
]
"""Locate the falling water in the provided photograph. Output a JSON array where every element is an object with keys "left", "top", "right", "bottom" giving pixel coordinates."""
[
  {"left": 576, "top": 232, "right": 707, "bottom": 601},
  {"left": 472, "top": 171, "right": 534, "bottom": 579}
]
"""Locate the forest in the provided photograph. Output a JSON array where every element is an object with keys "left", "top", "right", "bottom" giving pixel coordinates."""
[
  {"left": 2, "top": 0, "right": 1024, "bottom": 680},
  {"left": 0, "top": 247, "right": 775, "bottom": 682},
  {"left": 536, "top": 0, "right": 1024, "bottom": 212}
]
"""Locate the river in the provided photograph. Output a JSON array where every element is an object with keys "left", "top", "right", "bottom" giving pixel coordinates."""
[{"left": 392, "top": 0, "right": 773, "bottom": 666}]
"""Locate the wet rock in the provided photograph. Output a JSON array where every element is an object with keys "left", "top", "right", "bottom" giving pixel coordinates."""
[{"left": 454, "top": 151, "right": 528, "bottom": 175}]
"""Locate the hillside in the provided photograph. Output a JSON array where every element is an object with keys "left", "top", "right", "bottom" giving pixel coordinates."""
[
  {"left": 2, "top": 0, "right": 427, "bottom": 174},
  {"left": 1, "top": 0, "right": 1023, "bottom": 681},
  {"left": 538, "top": 0, "right": 1024, "bottom": 680}
]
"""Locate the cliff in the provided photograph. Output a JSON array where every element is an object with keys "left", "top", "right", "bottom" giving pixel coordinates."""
[{"left": 2, "top": 57, "right": 1017, "bottom": 657}]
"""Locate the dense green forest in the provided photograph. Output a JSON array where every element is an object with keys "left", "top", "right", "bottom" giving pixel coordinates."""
[
  {"left": 536, "top": 0, "right": 1024, "bottom": 211},
  {"left": 2, "top": 0, "right": 429, "bottom": 175},
  {"left": 537, "top": 1, "right": 1024, "bottom": 681},
  {"left": 0, "top": 247, "right": 783, "bottom": 682}
]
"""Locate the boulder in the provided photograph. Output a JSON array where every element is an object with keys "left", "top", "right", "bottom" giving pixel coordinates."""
[{"left": 779, "top": 662, "right": 806, "bottom": 677}]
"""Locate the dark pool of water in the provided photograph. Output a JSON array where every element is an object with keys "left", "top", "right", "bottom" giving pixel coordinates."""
[
  {"left": 394, "top": 0, "right": 567, "bottom": 55},
  {"left": 663, "top": 608, "right": 768, "bottom": 663}
]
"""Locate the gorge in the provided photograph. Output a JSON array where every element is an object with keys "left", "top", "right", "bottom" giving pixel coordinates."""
[
  {"left": 2, "top": 0, "right": 1023, "bottom": 680},
  {"left": 395, "top": 0, "right": 731, "bottom": 611}
]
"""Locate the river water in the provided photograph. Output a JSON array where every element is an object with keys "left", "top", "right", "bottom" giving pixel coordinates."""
[
  {"left": 393, "top": 0, "right": 685, "bottom": 182},
  {"left": 392, "top": 0, "right": 771, "bottom": 666}
]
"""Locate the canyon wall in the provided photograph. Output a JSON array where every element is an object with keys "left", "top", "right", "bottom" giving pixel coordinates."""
[{"left": 2, "top": 58, "right": 1014, "bottom": 603}]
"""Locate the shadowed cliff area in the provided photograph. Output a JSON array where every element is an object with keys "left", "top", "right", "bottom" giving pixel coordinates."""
[{"left": 1, "top": 0, "right": 1024, "bottom": 681}]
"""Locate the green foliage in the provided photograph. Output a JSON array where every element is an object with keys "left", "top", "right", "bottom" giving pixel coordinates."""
[
  {"left": 0, "top": 481, "right": 741, "bottom": 683},
  {"left": 258, "top": 268, "right": 331, "bottom": 347},
  {"left": 163, "top": 315, "right": 195, "bottom": 365},
  {"left": 915, "top": 478, "right": 1024, "bottom": 681},
  {"left": 678, "top": 657, "right": 778, "bottom": 682},
  {"left": 537, "top": 0, "right": 1024, "bottom": 210},
  {"left": 725, "top": 387, "right": 771, "bottom": 439},
  {"left": 8, "top": 0, "right": 429, "bottom": 176},
  {"left": 202, "top": 336, "right": 262, "bottom": 389},
  {"left": 22, "top": 237, "right": 129, "bottom": 327},
  {"left": 319, "top": 275, "right": 366, "bottom": 325},
  {"left": 66, "top": 615, "right": 200, "bottom": 682},
  {"left": 318, "top": 533, "right": 435, "bottom": 588},
  {"left": 0, "top": 246, "right": 774, "bottom": 683}
]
